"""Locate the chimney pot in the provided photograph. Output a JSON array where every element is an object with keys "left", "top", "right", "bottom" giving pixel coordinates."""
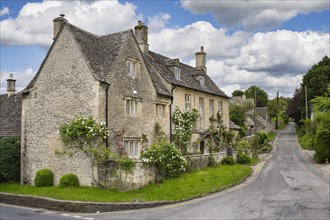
[
  {"left": 195, "top": 46, "right": 207, "bottom": 74},
  {"left": 6, "top": 73, "right": 16, "bottom": 96},
  {"left": 134, "top": 21, "right": 149, "bottom": 53},
  {"left": 53, "top": 14, "right": 67, "bottom": 39}
]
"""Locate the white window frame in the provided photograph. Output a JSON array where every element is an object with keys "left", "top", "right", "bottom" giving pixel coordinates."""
[
  {"left": 156, "top": 104, "right": 166, "bottom": 118},
  {"left": 185, "top": 94, "right": 191, "bottom": 110},
  {"left": 127, "top": 58, "right": 138, "bottom": 78},
  {"left": 125, "top": 98, "right": 139, "bottom": 117},
  {"left": 124, "top": 140, "right": 140, "bottom": 158},
  {"left": 199, "top": 97, "right": 204, "bottom": 128},
  {"left": 198, "top": 75, "right": 205, "bottom": 87},
  {"left": 175, "top": 67, "right": 181, "bottom": 80},
  {"left": 218, "top": 100, "right": 223, "bottom": 116}
]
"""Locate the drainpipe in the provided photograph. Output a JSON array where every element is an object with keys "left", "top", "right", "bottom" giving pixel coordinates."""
[
  {"left": 101, "top": 81, "right": 110, "bottom": 148},
  {"left": 169, "top": 86, "right": 176, "bottom": 142}
]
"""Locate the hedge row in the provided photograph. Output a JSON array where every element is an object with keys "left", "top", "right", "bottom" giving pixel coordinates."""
[{"left": 0, "top": 137, "right": 20, "bottom": 183}]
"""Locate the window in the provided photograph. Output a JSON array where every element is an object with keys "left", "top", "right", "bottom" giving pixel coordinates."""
[
  {"left": 156, "top": 104, "right": 166, "bottom": 118},
  {"left": 128, "top": 61, "right": 136, "bottom": 77},
  {"left": 199, "top": 97, "right": 204, "bottom": 128},
  {"left": 126, "top": 99, "right": 138, "bottom": 116},
  {"left": 185, "top": 94, "right": 191, "bottom": 110},
  {"left": 209, "top": 99, "right": 214, "bottom": 117},
  {"left": 124, "top": 140, "right": 140, "bottom": 158},
  {"left": 197, "top": 75, "right": 205, "bottom": 87},
  {"left": 218, "top": 100, "right": 223, "bottom": 116},
  {"left": 175, "top": 67, "right": 181, "bottom": 80}
]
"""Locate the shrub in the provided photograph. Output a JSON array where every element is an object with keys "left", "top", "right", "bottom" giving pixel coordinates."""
[
  {"left": 34, "top": 169, "right": 54, "bottom": 187},
  {"left": 221, "top": 156, "right": 235, "bottom": 165},
  {"left": 0, "top": 137, "right": 20, "bottom": 183},
  {"left": 256, "top": 132, "right": 268, "bottom": 146},
  {"left": 59, "top": 173, "right": 80, "bottom": 188},
  {"left": 313, "top": 119, "right": 330, "bottom": 163},
  {"left": 208, "top": 154, "right": 217, "bottom": 167},
  {"left": 142, "top": 141, "right": 188, "bottom": 179},
  {"left": 236, "top": 154, "right": 251, "bottom": 164}
]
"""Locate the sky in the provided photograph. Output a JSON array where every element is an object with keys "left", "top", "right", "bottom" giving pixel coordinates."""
[{"left": 0, "top": 0, "right": 329, "bottom": 99}]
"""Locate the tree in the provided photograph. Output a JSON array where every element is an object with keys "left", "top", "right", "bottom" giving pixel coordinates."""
[
  {"left": 286, "top": 87, "right": 305, "bottom": 124},
  {"left": 245, "top": 85, "right": 269, "bottom": 107},
  {"left": 232, "top": 90, "right": 244, "bottom": 97},
  {"left": 302, "top": 56, "right": 330, "bottom": 102},
  {"left": 267, "top": 96, "right": 289, "bottom": 119},
  {"left": 229, "top": 102, "right": 253, "bottom": 127}
]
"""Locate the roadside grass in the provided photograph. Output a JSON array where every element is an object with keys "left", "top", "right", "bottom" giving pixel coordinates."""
[
  {"left": 267, "top": 132, "right": 276, "bottom": 142},
  {"left": 248, "top": 157, "right": 260, "bottom": 166},
  {"left": 0, "top": 165, "right": 251, "bottom": 202}
]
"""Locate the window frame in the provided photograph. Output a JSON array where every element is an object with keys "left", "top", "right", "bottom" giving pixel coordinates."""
[
  {"left": 185, "top": 94, "right": 191, "bottom": 110},
  {"left": 175, "top": 67, "right": 181, "bottom": 80},
  {"left": 218, "top": 100, "right": 223, "bottom": 116},
  {"left": 124, "top": 140, "right": 140, "bottom": 158},
  {"left": 209, "top": 99, "right": 214, "bottom": 117},
  {"left": 156, "top": 103, "right": 166, "bottom": 118},
  {"left": 199, "top": 97, "right": 204, "bottom": 128},
  {"left": 127, "top": 58, "right": 139, "bottom": 78},
  {"left": 125, "top": 98, "right": 139, "bottom": 117}
]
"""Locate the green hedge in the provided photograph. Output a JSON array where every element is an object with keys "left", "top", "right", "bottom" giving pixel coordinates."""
[
  {"left": 34, "top": 169, "right": 54, "bottom": 187},
  {"left": 0, "top": 137, "right": 20, "bottom": 183},
  {"left": 59, "top": 173, "right": 80, "bottom": 188}
]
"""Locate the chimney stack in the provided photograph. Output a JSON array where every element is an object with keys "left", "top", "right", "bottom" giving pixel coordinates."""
[
  {"left": 195, "top": 46, "right": 207, "bottom": 74},
  {"left": 53, "top": 14, "right": 67, "bottom": 39},
  {"left": 6, "top": 73, "right": 16, "bottom": 96},
  {"left": 134, "top": 21, "right": 149, "bottom": 53}
]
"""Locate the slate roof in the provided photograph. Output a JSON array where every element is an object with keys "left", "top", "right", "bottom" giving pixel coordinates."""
[
  {"left": 25, "top": 22, "right": 228, "bottom": 99},
  {"left": 145, "top": 51, "right": 229, "bottom": 98},
  {"left": 0, "top": 92, "right": 22, "bottom": 137}
]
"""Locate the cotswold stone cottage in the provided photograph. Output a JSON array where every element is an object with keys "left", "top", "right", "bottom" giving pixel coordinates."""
[{"left": 21, "top": 15, "right": 230, "bottom": 188}]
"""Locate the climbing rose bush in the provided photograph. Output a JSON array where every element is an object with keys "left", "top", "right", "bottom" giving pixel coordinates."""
[
  {"left": 172, "top": 108, "right": 199, "bottom": 154},
  {"left": 141, "top": 141, "right": 188, "bottom": 178}
]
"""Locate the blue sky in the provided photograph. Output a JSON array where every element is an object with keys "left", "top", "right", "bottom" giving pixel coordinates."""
[{"left": 1, "top": 0, "right": 329, "bottom": 97}]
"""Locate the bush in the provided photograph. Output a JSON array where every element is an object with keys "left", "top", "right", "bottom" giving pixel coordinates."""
[
  {"left": 208, "top": 154, "right": 217, "bottom": 167},
  {"left": 34, "top": 169, "right": 54, "bottom": 187},
  {"left": 236, "top": 154, "right": 251, "bottom": 164},
  {"left": 0, "top": 137, "right": 20, "bottom": 183},
  {"left": 221, "top": 156, "right": 235, "bottom": 165},
  {"left": 59, "top": 173, "right": 80, "bottom": 188},
  {"left": 142, "top": 141, "right": 188, "bottom": 179},
  {"left": 313, "top": 119, "right": 330, "bottom": 163},
  {"left": 256, "top": 132, "right": 268, "bottom": 146}
]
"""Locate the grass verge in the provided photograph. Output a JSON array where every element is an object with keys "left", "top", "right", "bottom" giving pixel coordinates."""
[
  {"left": 0, "top": 165, "right": 251, "bottom": 203},
  {"left": 298, "top": 134, "right": 314, "bottom": 150}
]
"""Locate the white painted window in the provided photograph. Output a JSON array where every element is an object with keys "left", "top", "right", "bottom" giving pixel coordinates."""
[
  {"left": 156, "top": 104, "right": 166, "bottom": 118},
  {"left": 126, "top": 99, "right": 138, "bottom": 116},
  {"left": 124, "top": 140, "right": 140, "bottom": 158},
  {"left": 175, "top": 67, "right": 181, "bottom": 80},
  {"left": 198, "top": 75, "right": 205, "bottom": 87},
  {"left": 128, "top": 61, "right": 137, "bottom": 77},
  {"left": 185, "top": 94, "right": 191, "bottom": 110},
  {"left": 199, "top": 97, "right": 204, "bottom": 128},
  {"left": 218, "top": 100, "right": 223, "bottom": 116}
]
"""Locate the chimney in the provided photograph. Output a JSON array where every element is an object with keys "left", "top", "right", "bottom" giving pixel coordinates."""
[
  {"left": 6, "top": 73, "right": 16, "bottom": 97},
  {"left": 134, "top": 21, "right": 149, "bottom": 53},
  {"left": 53, "top": 14, "right": 67, "bottom": 39},
  {"left": 195, "top": 46, "right": 207, "bottom": 74}
]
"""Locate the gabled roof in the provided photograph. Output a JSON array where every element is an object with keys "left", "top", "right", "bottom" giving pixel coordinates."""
[{"left": 145, "top": 51, "right": 229, "bottom": 98}]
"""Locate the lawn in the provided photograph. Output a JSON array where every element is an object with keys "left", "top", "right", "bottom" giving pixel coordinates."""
[{"left": 0, "top": 165, "right": 252, "bottom": 202}]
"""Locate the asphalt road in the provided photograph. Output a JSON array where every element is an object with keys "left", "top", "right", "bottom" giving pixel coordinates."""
[{"left": 1, "top": 124, "right": 329, "bottom": 220}]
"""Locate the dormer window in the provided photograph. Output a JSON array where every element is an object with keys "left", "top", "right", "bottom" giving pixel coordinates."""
[
  {"left": 127, "top": 57, "right": 139, "bottom": 78},
  {"left": 175, "top": 67, "right": 181, "bottom": 80},
  {"left": 197, "top": 75, "right": 205, "bottom": 87}
]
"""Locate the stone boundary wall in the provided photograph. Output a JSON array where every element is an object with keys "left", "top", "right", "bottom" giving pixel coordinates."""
[
  {"left": 185, "top": 151, "right": 237, "bottom": 170},
  {"left": 0, "top": 192, "right": 171, "bottom": 213},
  {"left": 98, "top": 161, "right": 155, "bottom": 190}
]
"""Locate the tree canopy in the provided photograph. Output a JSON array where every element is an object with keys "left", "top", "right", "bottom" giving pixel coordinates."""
[
  {"left": 232, "top": 90, "right": 244, "bottom": 97},
  {"left": 244, "top": 85, "right": 269, "bottom": 107}
]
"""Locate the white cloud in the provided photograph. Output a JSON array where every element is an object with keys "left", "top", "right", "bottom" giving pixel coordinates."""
[
  {"left": 180, "top": 0, "right": 329, "bottom": 30},
  {"left": 226, "top": 30, "right": 330, "bottom": 75},
  {"left": 0, "top": 6, "right": 9, "bottom": 16},
  {"left": 147, "top": 13, "right": 171, "bottom": 33},
  {"left": 0, "top": 0, "right": 138, "bottom": 46},
  {"left": 149, "top": 21, "right": 248, "bottom": 60}
]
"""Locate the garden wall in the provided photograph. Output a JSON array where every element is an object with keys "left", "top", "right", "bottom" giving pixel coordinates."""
[{"left": 98, "top": 162, "right": 155, "bottom": 190}]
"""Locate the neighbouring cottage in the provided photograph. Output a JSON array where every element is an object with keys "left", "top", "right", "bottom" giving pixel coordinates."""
[
  {"left": 0, "top": 74, "right": 22, "bottom": 137},
  {"left": 21, "top": 15, "right": 230, "bottom": 189}
]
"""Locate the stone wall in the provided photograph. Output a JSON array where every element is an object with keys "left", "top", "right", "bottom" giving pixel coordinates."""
[
  {"left": 98, "top": 161, "right": 155, "bottom": 190},
  {"left": 21, "top": 25, "right": 101, "bottom": 186},
  {"left": 185, "top": 151, "right": 227, "bottom": 170}
]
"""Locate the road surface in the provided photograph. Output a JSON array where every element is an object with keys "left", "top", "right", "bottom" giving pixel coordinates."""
[{"left": 1, "top": 124, "right": 329, "bottom": 219}]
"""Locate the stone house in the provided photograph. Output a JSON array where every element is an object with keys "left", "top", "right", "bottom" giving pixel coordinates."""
[{"left": 21, "top": 15, "right": 230, "bottom": 188}]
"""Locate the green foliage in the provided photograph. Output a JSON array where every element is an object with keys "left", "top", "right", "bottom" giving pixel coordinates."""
[
  {"left": 141, "top": 141, "right": 188, "bottom": 179},
  {"left": 286, "top": 87, "right": 305, "bottom": 125},
  {"left": 34, "top": 169, "right": 54, "bottom": 187},
  {"left": 232, "top": 90, "right": 244, "bottom": 97},
  {"left": 235, "top": 140, "right": 250, "bottom": 154},
  {"left": 229, "top": 102, "right": 253, "bottom": 127},
  {"left": 172, "top": 108, "right": 199, "bottom": 154},
  {"left": 0, "top": 137, "right": 20, "bottom": 183},
  {"left": 311, "top": 91, "right": 330, "bottom": 163},
  {"left": 208, "top": 153, "right": 217, "bottom": 167},
  {"left": 221, "top": 156, "right": 235, "bottom": 165},
  {"left": 59, "top": 116, "right": 108, "bottom": 150},
  {"left": 118, "top": 156, "right": 135, "bottom": 171},
  {"left": 59, "top": 173, "right": 80, "bottom": 188},
  {"left": 302, "top": 56, "right": 330, "bottom": 102},
  {"left": 236, "top": 154, "right": 251, "bottom": 164},
  {"left": 154, "top": 122, "right": 166, "bottom": 141},
  {"left": 267, "top": 96, "right": 289, "bottom": 119},
  {"left": 245, "top": 85, "right": 269, "bottom": 107},
  {"left": 298, "top": 133, "right": 314, "bottom": 150},
  {"left": 267, "top": 132, "right": 276, "bottom": 142},
  {"left": 256, "top": 132, "right": 268, "bottom": 147}
]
